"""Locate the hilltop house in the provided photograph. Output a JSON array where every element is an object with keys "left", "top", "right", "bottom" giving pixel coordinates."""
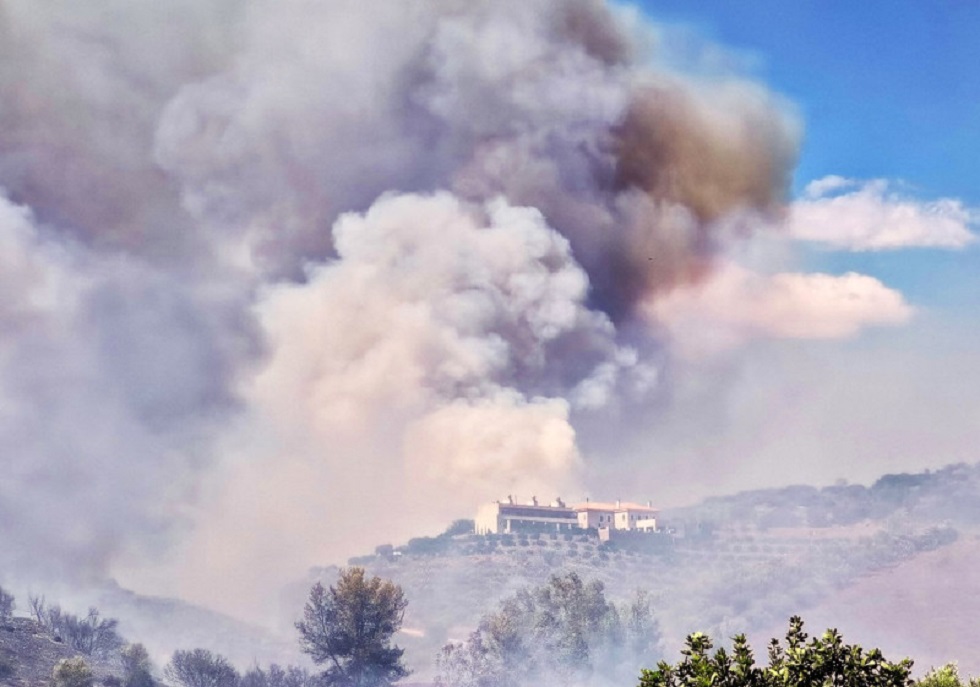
[
  {"left": 475, "top": 496, "right": 658, "bottom": 534},
  {"left": 576, "top": 500, "right": 658, "bottom": 532},
  {"left": 475, "top": 496, "right": 577, "bottom": 534}
]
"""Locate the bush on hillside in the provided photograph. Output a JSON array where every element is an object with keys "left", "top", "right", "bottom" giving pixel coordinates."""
[{"left": 53, "top": 657, "right": 95, "bottom": 687}]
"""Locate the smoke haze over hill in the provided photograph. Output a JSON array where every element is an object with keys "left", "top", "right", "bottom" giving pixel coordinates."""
[{"left": 0, "top": 0, "right": 974, "bottom": 626}]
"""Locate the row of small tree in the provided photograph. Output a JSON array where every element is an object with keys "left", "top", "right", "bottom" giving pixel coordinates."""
[{"left": 162, "top": 649, "right": 318, "bottom": 687}]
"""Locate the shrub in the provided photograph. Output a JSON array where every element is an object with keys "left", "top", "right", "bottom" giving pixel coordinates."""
[{"left": 53, "top": 657, "right": 95, "bottom": 687}]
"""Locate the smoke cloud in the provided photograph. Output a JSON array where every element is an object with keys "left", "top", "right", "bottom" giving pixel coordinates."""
[{"left": 7, "top": 0, "right": 920, "bottom": 622}]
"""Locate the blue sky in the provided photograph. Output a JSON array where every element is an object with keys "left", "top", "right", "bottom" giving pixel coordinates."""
[
  {"left": 636, "top": 1, "right": 980, "bottom": 308},
  {"left": 637, "top": 1, "right": 980, "bottom": 202}
]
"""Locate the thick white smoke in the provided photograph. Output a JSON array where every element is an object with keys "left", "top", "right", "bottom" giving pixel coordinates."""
[{"left": 0, "top": 0, "right": 915, "bottom": 621}]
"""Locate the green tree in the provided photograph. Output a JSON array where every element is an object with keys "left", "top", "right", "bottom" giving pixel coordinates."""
[
  {"left": 296, "top": 567, "right": 409, "bottom": 687},
  {"left": 639, "top": 616, "right": 912, "bottom": 687},
  {"left": 53, "top": 657, "right": 95, "bottom": 687}
]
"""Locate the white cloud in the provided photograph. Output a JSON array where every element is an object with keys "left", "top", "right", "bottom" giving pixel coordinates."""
[
  {"left": 647, "top": 263, "right": 914, "bottom": 357},
  {"left": 788, "top": 177, "right": 976, "bottom": 251}
]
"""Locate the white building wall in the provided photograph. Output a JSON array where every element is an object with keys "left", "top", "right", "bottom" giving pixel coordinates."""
[
  {"left": 475, "top": 502, "right": 502, "bottom": 535},
  {"left": 635, "top": 516, "right": 657, "bottom": 532}
]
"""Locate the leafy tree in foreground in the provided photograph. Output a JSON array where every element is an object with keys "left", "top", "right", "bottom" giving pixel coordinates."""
[
  {"left": 639, "top": 616, "right": 912, "bottom": 687},
  {"left": 164, "top": 649, "right": 239, "bottom": 687},
  {"left": 296, "top": 567, "right": 409, "bottom": 687}
]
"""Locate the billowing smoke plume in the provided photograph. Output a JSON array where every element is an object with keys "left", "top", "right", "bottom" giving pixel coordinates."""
[{"left": 0, "top": 0, "right": 803, "bottom": 615}]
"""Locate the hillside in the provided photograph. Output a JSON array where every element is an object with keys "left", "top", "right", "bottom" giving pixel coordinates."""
[
  {"left": 9, "top": 462, "right": 976, "bottom": 683},
  {"left": 292, "top": 463, "right": 980, "bottom": 679},
  {"left": 0, "top": 618, "right": 121, "bottom": 687},
  {"left": 755, "top": 531, "right": 980, "bottom": 678},
  {"left": 92, "top": 584, "right": 302, "bottom": 668}
]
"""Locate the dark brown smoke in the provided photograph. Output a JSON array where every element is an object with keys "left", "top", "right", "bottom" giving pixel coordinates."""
[{"left": 552, "top": 0, "right": 634, "bottom": 66}]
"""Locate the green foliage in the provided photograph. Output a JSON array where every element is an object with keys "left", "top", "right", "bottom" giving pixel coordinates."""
[
  {"left": 53, "top": 657, "right": 95, "bottom": 687},
  {"left": 917, "top": 664, "right": 980, "bottom": 687},
  {"left": 436, "top": 572, "right": 662, "bottom": 687},
  {"left": 164, "top": 649, "right": 238, "bottom": 687},
  {"left": 639, "top": 616, "right": 912, "bottom": 687},
  {"left": 296, "top": 567, "right": 409, "bottom": 687}
]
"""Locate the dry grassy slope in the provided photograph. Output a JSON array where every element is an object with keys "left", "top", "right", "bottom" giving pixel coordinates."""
[
  {"left": 0, "top": 618, "right": 120, "bottom": 687},
  {"left": 754, "top": 531, "right": 980, "bottom": 679}
]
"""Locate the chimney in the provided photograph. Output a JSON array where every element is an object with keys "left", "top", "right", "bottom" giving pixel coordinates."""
[
  {"left": 530, "top": 495, "right": 538, "bottom": 506},
  {"left": 507, "top": 494, "right": 514, "bottom": 504},
  {"left": 647, "top": 500, "right": 652, "bottom": 508},
  {"left": 616, "top": 499, "right": 621, "bottom": 509}
]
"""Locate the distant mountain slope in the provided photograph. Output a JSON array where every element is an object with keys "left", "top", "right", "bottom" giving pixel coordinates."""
[
  {"left": 92, "top": 583, "right": 303, "bottom": 668},
  {"left": 755, "top": 531, "right": 980, "bottom": 679}
]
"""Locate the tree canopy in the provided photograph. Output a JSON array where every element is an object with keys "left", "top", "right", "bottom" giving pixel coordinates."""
[
  {"left": 296, "top": 567, "right": 409, "bottom": 687},
  {"left": 437, "top": 571, "right": 662, "bottom": 687},
  {"left": 164, "top": 648, "right": 239, "bottom": 687},
  {"left": 640, "top": 616, "right": 913, "bottom": 687}
]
